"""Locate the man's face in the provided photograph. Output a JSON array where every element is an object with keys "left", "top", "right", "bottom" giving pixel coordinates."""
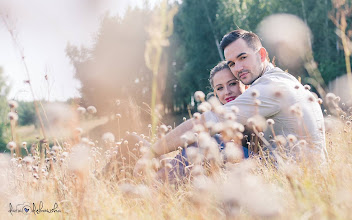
[{"left": 224, "top": 38, "right": 264, "bottom": 85}]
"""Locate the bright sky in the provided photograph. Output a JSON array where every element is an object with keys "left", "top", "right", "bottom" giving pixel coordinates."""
[{"left": 0, "top": 0, "right": 159, "bottom": 101}]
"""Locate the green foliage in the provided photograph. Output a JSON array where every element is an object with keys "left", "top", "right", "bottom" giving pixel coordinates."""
[
  {"left": 167, "top": 0, "right": 351, "bottom": 108},
  {"left": 0, "top": 68, "right": 10, "bottom": 152},
  {"left": 17, "top": 101, "right": 36, "bottom": 126}
]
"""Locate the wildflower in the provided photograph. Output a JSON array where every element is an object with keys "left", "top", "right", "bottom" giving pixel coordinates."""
[
  {"left": 75, "top": 127, "right": 83, "bottom": 135},
  {"left": 116, "top": 114, "right": 122, "bottom": 119},
  {"left": 273, "top": 90, "right": 282, "bottom": 98},
  {"left": 230, "top": 106, "right": 239, "bottom": 114},
  {"left": 193, "top": 112, "right": 201, "bottom": 120},
  {"left": 224, "top": 112, "right": 236, "bottom": 120},
  {"left": 52, "top": 145, "right": 62, "bottom": 152},
  {"left": 304, "top": 84, "right": 311, "bottom": 90},
  {"left": 159, "top": 124, "right": 168, "bottom": 134},
  {"left": 275, "top": 135, "right": 287, "bottom": 146},
  {"left": 76, "top": 107, "right": 86, "bottom": 115},
  {"left": 23, "top": 156, "right": 33, "bottom": 165},
  {"left": 102, "top": 132, "right": 115, "bottom": 143},
  {"left": 191, "top": 165, "right": 204, "bottom": 176},
  {"left": 287, "top": 134, "right": 297, "bottom": 143},
  {"left": 21, "top": 142, "right": 27, "bottom": 148},
  {"left": 8, "top": 100, "right": 18, "bottom": 109},
  {"left": 198, "top": 102, "right": 211, "bottom": 112},
  {"left": 254, "top": 99, "right": 261, "bottom": 106},
  {"left": 7, "top": 141, "right": 17, "bottom": 150},
  {"left": 317, "top": 98, "right": 323, "bottom": 105},
  {"left": 194, "top": 91, "right": 205, "bottom": 102},
  {"left": 247, "top": 115, "right": 267, "bottom": 132},
  {"left": 225, "top": 142, "right": 243, "bottom": 163},
  {"left": 7, "top": 112, "right": 18, "bottom": 121},
  {"left": 87, "top": 106, "right": 97, "bottom": 114},
  {"left": 267, "top": 119, "right": 275, "bottom": 125},
  {"left": 251, "top": 89, "right": 260, "bottom": 98}
]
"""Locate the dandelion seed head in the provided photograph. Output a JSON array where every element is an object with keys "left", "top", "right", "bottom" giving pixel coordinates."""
[
  {"left": 193, "top": 112, "right": 201, "bottom": 120},
  {"left": 75, "top": 127, "right": 83, "bottom": 135},
  {"left": 21, "top": 142, "right": 27, "bottom": 148},
  {"left": 183, "top": 117, "right": 187, "bottom": 121},
  {"left": 304, "top": 84, "right": 311, "bottom": 90},
  {"left": 197, "top": 102, "right": 211, "bottom": 112},
  {"left": 7, "top": 112, "right": 18, "bottom": 121},
  {"left": 102, "top": 132, "right": 115, "bottom": 143},
  {"left": 267, "top": 119, "right": 275, "bottom": 125},
  {"left": 224, "top": 112, "right": 236, "bottom": 120},
  {"left": 251, "top": 89, "right": 260, "bottom": 98},
  {"left": 76, "top": 107, "right": 86, "bottom": 115},
  {"left": 159, "top": 124, "right": 168, "bottom": 134},
  {"left": 87, "top": 106, "right": 97, "bottom": 114},
  {"left": 225, "top": 142, "right": 243, "bottom": 163},
  {"left": 247, "top": 115, "right": 267, "bottom": 131},
  {"left": 116, "top": 114, "right": 122, "bottom": 119},
  {"left": 317, "top": 98, "right": 323, "bottom": 105},
  {"left": 8, "top": 100, "right": 18, "bottom": 109},
  {"left": 7, "top": 141, "right": 17, "bottom": 150},
  {"left": 275, "top": 135, "right": 287, "bottom": 146},
  {"left": 194, "top": 91, "right": 205, "bottom": 102},
  {"left": 191, "top": 165, "right": 204, "bottom": 176},
  {"left": 287, "top": 134, "right": 297, "bottom": 143},
  {"left": 254, "top": 99, "right": 261, "bottom": 106}
]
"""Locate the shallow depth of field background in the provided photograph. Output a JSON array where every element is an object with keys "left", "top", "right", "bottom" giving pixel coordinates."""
[{"left": 0, "top": 0, "right": 352, "bottom": 219}]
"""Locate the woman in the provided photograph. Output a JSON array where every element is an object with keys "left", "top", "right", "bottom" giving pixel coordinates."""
[{"left": 162, "top": 61, "right": 249, "bottom": 182}]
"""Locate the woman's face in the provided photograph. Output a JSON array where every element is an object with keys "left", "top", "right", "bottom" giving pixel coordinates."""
[{"left": 213, "top": 68, "right": 246, "bottom": 104}]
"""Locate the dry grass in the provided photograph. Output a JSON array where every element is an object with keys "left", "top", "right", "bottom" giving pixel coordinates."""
[{"left": 1, "top": 100, "right": 352, "bottom": 220}]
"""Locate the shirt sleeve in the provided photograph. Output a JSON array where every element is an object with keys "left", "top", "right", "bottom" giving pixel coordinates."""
[{"left": 204, "top": 79, "right": 281, "bottom": 126}]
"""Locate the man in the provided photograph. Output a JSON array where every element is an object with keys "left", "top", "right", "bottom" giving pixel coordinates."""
[{"left": 136, "top": 29, "right": 326, "bottom": 171}]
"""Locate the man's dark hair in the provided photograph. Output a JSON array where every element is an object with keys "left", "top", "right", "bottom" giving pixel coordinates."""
[{"left": 220, "top": 29, "right": 262, "bottom": 51}]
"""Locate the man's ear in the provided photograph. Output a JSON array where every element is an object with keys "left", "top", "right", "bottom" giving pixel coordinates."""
[{"left": 259, "top": 47, "right": 267, "bottom": 62}]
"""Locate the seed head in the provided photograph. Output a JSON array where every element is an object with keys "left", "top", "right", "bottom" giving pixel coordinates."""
[
  {"left": 194, "top": 91, "right": 205, "bottom": 102},
  {"left": 304, "top": 85, "right": 311, "bottom": 90},
  {"left": 8, "top": 112, "right": 18, "bottom": 121},
  {"left": 7, "top": 141, "right": 17, "bottom": 150},
  {"left": 21, "top": 142, "right": 27, "bottom": 148},
  {"left": 159, "top": 124, "right": 168, "bottom": 134},
  {"left": 102, "top": 132, "right": 115, "bottom": 143},
  {"left": 8, "top": 100, "right": 18, "bottom": 109},
  {"left": 317, "top": 98, "right": 323, "bottom": 105},
  {"left": 275, "top": 135, "right": 286, "bottom": 146},
  {"left": 198, "top": 102, "right": 211, "bottom": 112},
  {"left": 87, "top": 106, "right": 97, "bottom": 114},
  {"left": 193, "top": 112, "right": 201, "bottom": 120},
  {"left": 287, "top": 134, "right": 297, "bottom": 143},
  {"left": 183, "top": 117, "right": 187, "bottom": 121},
  {"left": 266, "top": 119, "right": 275, "bottom": 126},
  {"left": 251, "top": 89, "right": 260, "bottom": 98},
  {"left": 254, "top": 99, "right": 261, "bottom": 106},
  {"left": 76, "top": 107, "right": 86, "bottom": 115},
  {"left": 116, "top": 114, "right": 121, "bottom": 119}
]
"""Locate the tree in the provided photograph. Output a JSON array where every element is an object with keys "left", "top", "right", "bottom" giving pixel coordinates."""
[{"left": 67, "top": 8, "right": 153, "bottom": 116}]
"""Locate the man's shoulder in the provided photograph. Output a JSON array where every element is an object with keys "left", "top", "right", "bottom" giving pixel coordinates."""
[{"left": 255, "top": 67, "right": 298, "bottom": 85}]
